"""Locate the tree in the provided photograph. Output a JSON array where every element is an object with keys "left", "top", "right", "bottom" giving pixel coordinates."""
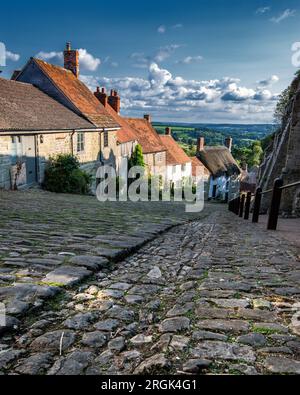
[
  {"left": 232, "top": 141, "right": 263, "bottom": 168},
  {"left": 274, "top": 86, "right": 291, "bottom": 124},
  {"left": 129, "top": 144, "right": 145, "bottom": 168}
]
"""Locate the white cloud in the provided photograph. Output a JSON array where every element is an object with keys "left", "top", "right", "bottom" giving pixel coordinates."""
[
  {"left": 81, "top": 63, "right": 278, "bottom": 122},
  {"left": 176, "top": 55, "right": 203, "bottom": 64},
  {"left": 154, "top": 44, "right": 182, "bottom": 62},
  {"left": 36, "top": 51, "right": 63, "bottom": 63},
  {"left": 157, "top": 25, "right": 166, "bottom": 34},
  {"left": 257, "top": 75, "right": 279, "bottom": 86},
  {"left": 36, "top": 48, "right": 101, "bottom": 71},
  {"left": 270, "top": 9, "right": 296, "bottom": 23},
  {"left": 78, "top": 49, "right": 101, "bottom": 71},
  {"left": 172, "top": 23, "right": 183, "bottom": 29},
  {"left": 5, "top": 50, "right": 20, "bottom": 62},
  {"left": 256, "top": 6, "right": 271, "bottom": 14}
]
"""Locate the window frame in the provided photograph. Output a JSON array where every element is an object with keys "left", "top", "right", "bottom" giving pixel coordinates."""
[
  {"left": 77, "top": 132, "right": 85, "bottom": 153},
  {"left": 103, "top": 131, "right": 109, "bottom": 148}
]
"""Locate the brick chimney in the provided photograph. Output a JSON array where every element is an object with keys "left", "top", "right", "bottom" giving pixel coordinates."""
[
  {"left": 108, "top": 90, "right": 120, "bottom": 113},
  {"left": 64, "top": 42, "right": 79, "bottom": 78},
  {"left": 165, "top": 127, "right": 172, "bottom": 136},
  {"left": 197, "top": 137, "right": 205, "bottom": 152},
  {"left": 144, "top": 114, "right": 151, "bottom": 123},
  {"left": 225, "top": 136, "right": 233, "bottom": 152},
  {"left": 94, "top": 87, "right": 108, "bottom": 107}
]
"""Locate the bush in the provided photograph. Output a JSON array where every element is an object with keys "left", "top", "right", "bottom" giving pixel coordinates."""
[{"left": 43, "top": 154, "right": 91, "bottom": 194}]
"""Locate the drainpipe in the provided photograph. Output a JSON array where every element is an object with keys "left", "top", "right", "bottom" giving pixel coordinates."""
[
  {"left": 70, "top": 130, "right": 75, "bottom": 155},
  {"left": 99, "top": 129, "right": 104, "bottom": 165}
]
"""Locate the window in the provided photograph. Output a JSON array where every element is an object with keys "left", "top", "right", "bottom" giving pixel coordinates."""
[
  {"left": 77, "top": 132, "right": 85, "bottom": 152},
  {"left": 182, "top": 164, "right": 186, "bottom": 172},
  {"left": 104, "top": 131, "right": 109, "bottom": 147}
]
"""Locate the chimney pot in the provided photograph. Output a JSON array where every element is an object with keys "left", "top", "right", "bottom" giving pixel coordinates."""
[
  {"left": 197, "top": 137, "right": 205, "bottom": 152},
  {"left": 108, "top": 89, "right": 120, "bottom": 113},
  {"left": 94, "top": 87, "right": 108, "bottom": 107},
  {"left": 144, "top": 114, "right": 151, "bottom": 123},
  {"left": 225, "top": 136, "right": 233, "bottom": 152},
  {"left": 165, "top": 127, "right": 172, "bottom": 136},
  {"left": 64, "top": 42, "right": 79, "bottom": 78}
]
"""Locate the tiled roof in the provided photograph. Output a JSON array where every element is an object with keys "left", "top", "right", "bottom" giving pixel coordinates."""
[
  {"left": 190, "top": 156, "right": 211, "bottom": 177},
  {"left": 103, "top": 105, "right": 137, "bottom": 144},
  {"left": 33, "top": 59, "right": 119, "bottom": 129},
  {"left": 197, "top": 146, "right": 240, "bottom": 177},
  {"left": 0, "top": 78, "right": 95, "bottom": 132},
  {"left": 159, "top": 135, "right": 191, "bottom": 165},
  {"left": 125, "top": 118, "right": 166, "bottom": 154}
]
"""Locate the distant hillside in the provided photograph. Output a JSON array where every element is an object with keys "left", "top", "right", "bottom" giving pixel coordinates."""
[{"left": 153, "top": 122, "right": 276, "bottom": 152}]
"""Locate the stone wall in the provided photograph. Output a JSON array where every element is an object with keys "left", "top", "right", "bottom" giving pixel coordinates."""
[
  {"left": 0, "top": 136, "right": 12, "bottom": 189},
  {"left": 258, "top": 75, "right": 300, "bottom": 216}
]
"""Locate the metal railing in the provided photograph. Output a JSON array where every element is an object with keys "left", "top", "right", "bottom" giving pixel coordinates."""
[{"left": 228, "top": 178, "right": 300, "bottom": 231}]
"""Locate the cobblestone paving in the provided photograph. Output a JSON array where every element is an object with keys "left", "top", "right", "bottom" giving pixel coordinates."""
[
  {"left": 0, "top": 198, "right": 299, "bottom": 375},
  {"left": 0, "top": 189, "right": 203, "bottom": 333}
]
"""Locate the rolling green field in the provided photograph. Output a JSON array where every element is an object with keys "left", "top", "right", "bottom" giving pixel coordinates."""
[{"left": 153, "top": 122, "right": 275, "bottom": 153}]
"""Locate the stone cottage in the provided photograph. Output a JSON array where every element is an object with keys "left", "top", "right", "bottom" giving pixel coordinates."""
[
  {"left": 0, "top": 77, "right": 115, "bottom": 189},
  {"left": 12, "top": 43, "right": 120, "bottom": 177},
  {"left": 196, "top": 137, "right": 240, "bottom": 201},
  {"left": 159, "top": 127, "right": 192, "bottom": 183},
  {"left": 93, "top": 87, "right": 138, "bottom": 173},
  {"left": 125, "top": 115, "right": 168, "bottom": 176}
]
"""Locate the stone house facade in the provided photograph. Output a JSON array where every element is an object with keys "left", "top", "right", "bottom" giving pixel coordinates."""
[
  {"left": 159, "top": 127, "right": 192, "bottom": 184},
  {"left": 0, "top": 43, "right": 121, "bottom": 190}
]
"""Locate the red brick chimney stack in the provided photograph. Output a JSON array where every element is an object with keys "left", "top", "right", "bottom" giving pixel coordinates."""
[
  {"left": 144, "top": 114, "right": 151, "bottom": 123},
  {"left": 197, "top": 137, "right": 205, "bottom": 152},
  {"left": 225, "top": 136, "right": 233, "bottom": 152},
  {"left": 64, "top": 42, "right": 79, "bottom": 78},
  {"left": 165, "top": 127, "right": 172, "bottom": 136},
  {"left": 108, "top": 89, "right": 120, "bottom": 113},
  {"left": 94, "top": 87, "right": 108, "bottom": 107}
]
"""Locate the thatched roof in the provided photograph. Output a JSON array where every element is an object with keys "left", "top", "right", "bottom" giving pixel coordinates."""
[{"left": 197, "top": 146, "right": 240, "bottom": 178}]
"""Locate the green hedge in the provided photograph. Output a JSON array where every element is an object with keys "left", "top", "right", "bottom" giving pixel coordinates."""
[{"left": 43, "top": 154, "right": 91, "bottom": 194}]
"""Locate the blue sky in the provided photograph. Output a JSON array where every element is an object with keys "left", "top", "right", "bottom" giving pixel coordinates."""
[{"left": 1, "top": 0, "right": 300, "bottom": 123}]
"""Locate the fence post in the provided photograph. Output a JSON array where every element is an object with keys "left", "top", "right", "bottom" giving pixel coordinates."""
[
  {"left": 239, "top": 194, "right": 245, "bottom": 217},
  {"left": 267, "top": 178, "right": 283, "bottom": 231},
  {"left": 252, "top": 188, "right": 262, "bottom": 223},
  {"left": 235, "top": 196, "right": 240, "bottom": 215},
  {"left": 244, "top": 192, "right": 251, "bottom": 220}
]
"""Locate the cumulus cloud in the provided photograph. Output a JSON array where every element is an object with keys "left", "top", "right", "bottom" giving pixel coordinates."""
[
  {"left": 157, "top": 25, "right": 166, "bottom": 34},
  {"left": 270, "top": 9, "right": 296, "bottom": 23},
  {"left": 78, "top": 49, "right": 101, "bottom": 71},
  {"left": 257, "top": 75, "right": 279, "bottom": 86},
  {"left": 154, "top": 44, "right": 182, "bottom": 62},
  {"left": 256, "top": 6, "right": 271, "bottom": 14},
  {"left": 36, "top": 48, "right": 101, "bottom": 71},
  {"left": 81, "top": 63, "right": 278, "bottom": 122},
  {"left": 5, "top": 50, "right": 20, "bottom": 62},
  {"left": 176, "top": 55, "right": 203, "bottom": 64},
  {"left": 36, "top": 51, "right": 63, "bottom": 63}
]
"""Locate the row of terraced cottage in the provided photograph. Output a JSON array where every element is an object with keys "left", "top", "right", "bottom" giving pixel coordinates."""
[{"left": 0, "top": 43, "right": 241, "bottom": 200}]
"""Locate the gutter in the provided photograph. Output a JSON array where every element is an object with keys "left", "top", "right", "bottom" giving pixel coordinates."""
[{"left": 0, "top": 127, "right": 120, "bottom": 136}]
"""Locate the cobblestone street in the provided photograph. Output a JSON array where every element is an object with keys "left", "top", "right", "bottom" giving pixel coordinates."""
[{"left": 0, "top": 191, "right": 300, "bottom": 375}]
